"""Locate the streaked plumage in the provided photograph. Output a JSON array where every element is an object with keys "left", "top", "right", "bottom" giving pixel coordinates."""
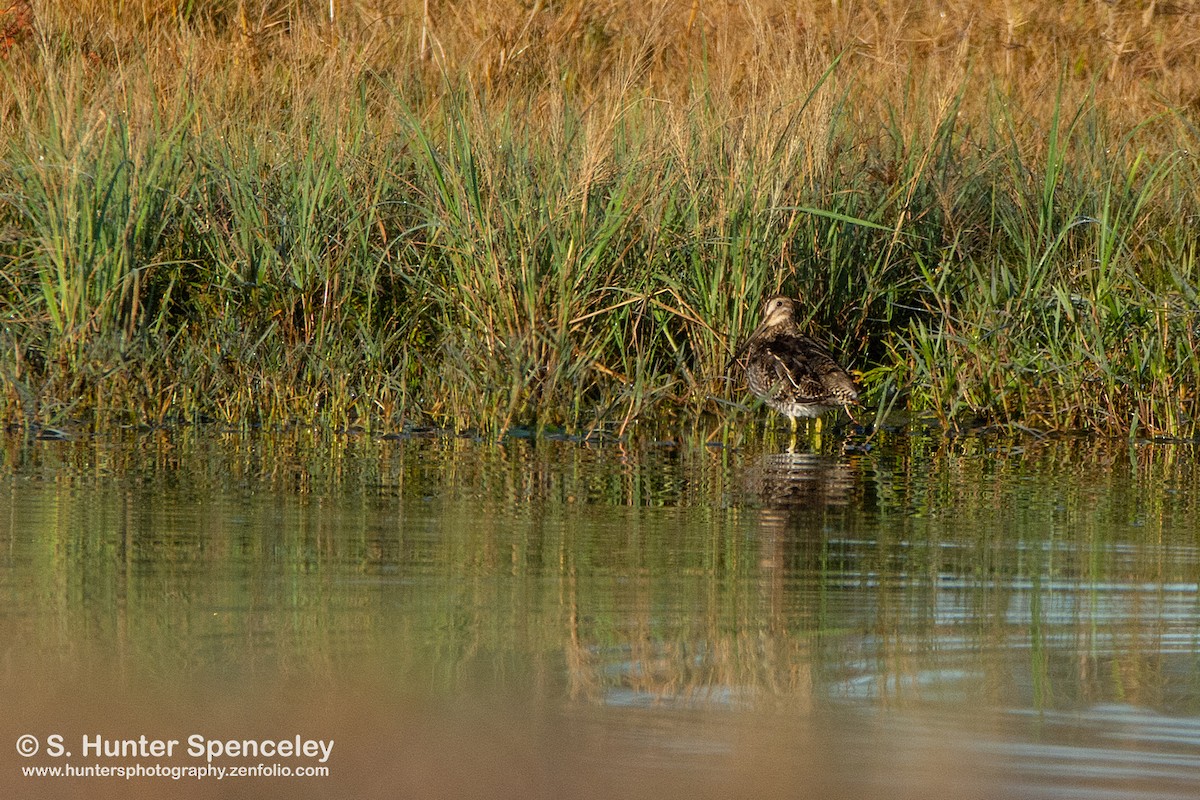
[{"left": 739, "top": 296, "right": 859, "bottom": 431}]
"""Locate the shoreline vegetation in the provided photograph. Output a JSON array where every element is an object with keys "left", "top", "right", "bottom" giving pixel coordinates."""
[{"left": 1, "top": 1, "right": 1198, "bottom": 440}]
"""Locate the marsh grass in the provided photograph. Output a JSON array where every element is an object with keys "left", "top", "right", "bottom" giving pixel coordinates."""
[{"left": 1, "top": 1, "right": 1199, "bottom": 438}]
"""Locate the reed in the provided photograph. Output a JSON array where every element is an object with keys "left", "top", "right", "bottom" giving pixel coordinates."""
[{"left": 1, "top": 1, "right": 1198, "bottom": 437}]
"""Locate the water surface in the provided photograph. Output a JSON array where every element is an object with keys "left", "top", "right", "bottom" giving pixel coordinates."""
[{"left": 2, "top": 431, "right": 1199, "bottom": 798}]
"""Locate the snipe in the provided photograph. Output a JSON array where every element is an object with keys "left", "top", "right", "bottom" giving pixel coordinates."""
[{"left": 738, "top": 296, "right": 859, "bottom": 434}]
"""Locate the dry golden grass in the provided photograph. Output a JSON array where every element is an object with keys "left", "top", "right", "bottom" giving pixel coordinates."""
[
  {"left": 0, "top": 1, "right": 34, "bottom": 58},
  {"left": 4, "top": 0, "right": 1197, "bottom": 186},
  {"left": 5, "top": 1, "right": 1199, "bottom": 136}
]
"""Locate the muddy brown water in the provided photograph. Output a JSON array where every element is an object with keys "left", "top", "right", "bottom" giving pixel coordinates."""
[{"left": 2, "top": 431, "right": 1199, "bottom": 798}]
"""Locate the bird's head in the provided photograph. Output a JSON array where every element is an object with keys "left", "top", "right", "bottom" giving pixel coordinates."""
[{"left": 760, "top": 296, "right": 797, "bottom": 328}]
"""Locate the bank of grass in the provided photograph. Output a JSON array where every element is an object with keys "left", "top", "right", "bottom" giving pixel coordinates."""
[{"left": 1, "top": 1, "right": 1198, "bottom": 438}]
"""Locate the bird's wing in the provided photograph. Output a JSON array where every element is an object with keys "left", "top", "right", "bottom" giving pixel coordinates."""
[{"left": 765, "top": 337, "right": 859, "bottom": 402}]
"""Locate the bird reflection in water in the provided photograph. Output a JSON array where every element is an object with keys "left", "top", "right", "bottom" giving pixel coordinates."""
[{"left": 743, "top": 450, "right": 863, "bottom": 603}]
